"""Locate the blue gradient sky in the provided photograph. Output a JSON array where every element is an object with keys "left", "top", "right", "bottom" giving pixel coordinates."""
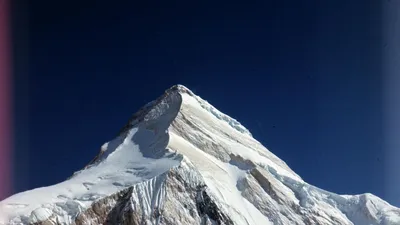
[{"left": 11, "top": 0, "right": 397, "bottom": 206}]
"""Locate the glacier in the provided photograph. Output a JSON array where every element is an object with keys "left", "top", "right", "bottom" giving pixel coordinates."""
[{"left": 0, "top": 84, "right": 399, "bottom": 225}]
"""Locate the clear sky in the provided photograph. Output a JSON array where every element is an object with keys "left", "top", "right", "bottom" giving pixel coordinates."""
[{"left": 10, "top": 0, "right": 397, "bottom": 206}]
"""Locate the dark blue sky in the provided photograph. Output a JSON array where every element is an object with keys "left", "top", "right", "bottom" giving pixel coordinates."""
[{"left": 12, "top": 0, "right": 392, "bottom": 206}]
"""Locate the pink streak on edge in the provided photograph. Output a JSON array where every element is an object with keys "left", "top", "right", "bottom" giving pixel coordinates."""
[{"left": 0, "top": 0, "right": 12, "bottom": 200}]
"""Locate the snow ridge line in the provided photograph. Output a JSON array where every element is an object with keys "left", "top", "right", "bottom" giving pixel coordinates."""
[{"left": 119, "top": 84, "right": 252, "bottom": 140}]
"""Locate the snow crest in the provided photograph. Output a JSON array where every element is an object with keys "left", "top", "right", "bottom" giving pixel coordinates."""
[{"left": 174, "top": 84, "right": 252, "bottom": 137}]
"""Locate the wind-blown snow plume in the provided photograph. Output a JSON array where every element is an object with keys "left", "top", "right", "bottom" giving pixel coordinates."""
[{"left": 1, "top": 85, "right": 399, "bottom": 225}]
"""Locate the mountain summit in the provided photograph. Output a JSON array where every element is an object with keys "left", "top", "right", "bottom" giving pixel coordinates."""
[{"left": 1, "top": 84, "right": 399, "bottom": 225}]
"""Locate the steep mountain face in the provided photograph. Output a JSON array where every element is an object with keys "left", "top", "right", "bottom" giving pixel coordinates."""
[{"left": 1, "top": 85, "right": 399, "bottom": 225}]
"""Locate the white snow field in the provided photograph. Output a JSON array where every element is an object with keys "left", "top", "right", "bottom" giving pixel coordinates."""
[{"left": 0, "top": 85, "right": 399, "bottom": 225}]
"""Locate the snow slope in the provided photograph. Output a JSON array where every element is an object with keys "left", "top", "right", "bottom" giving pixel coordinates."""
[{"left": 1, "top": 84, "right": 399, "bottom": 225}]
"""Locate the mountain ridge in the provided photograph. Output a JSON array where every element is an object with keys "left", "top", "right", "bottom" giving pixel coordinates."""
[{"left": 1, "top": 84, "right": 399, "bottom": 225}]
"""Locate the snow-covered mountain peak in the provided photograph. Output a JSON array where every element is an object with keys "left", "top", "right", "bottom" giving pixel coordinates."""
[
  {"left": 89, "top": 84, "right": 254, "bottom": 170},
  {"left": 1, "top": 85, "right": 400, "bottom": 225},
  {"left": 167, "top": 84, "right": 192, "bottom": 94},
  {"left": 119, "top": 84, "right": 252, "bottom": 138}
]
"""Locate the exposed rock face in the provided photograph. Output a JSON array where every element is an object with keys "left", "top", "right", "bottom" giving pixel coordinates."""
[
  {"left": 1, "top": 85, "right": 400, "bottom": 225},
  {"left": 32, "top": 161, "right": 235, "bottom": 225}
]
